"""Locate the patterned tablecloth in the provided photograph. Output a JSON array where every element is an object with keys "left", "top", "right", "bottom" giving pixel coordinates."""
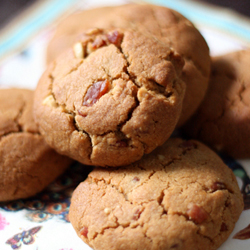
[{"left": 0, "top": 0, "right": 250, "bottom": 249}]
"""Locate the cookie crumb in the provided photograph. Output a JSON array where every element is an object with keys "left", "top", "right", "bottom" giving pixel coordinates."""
[
  {"left": 104, "top": 208, "right": 111, "bottom": 215},
  {"left": 42, "top": 95, "right": 58, "bottom": 108}
]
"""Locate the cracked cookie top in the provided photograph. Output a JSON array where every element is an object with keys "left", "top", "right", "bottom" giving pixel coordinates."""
[
  {"left": 34, "top": 28, "right": 186, "bottom": 167},
  {"left": 184, "top": 50, "right": 250, "bottom": 158},
  {"left": 69, "top": 138, "right": 243, "bottom": 250},
  {"left": 0, "top": 89, "right": 73, "bottom": 201},
  {"left": 46, "top": 4, "right": 210, "bottom": 126}
]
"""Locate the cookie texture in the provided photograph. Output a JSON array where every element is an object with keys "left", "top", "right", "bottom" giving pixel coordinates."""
[
  {"left": 47, "top": 4, "right": 211, "bottom": 126},
  {"left": 184, "top": 50, "right": 250, "bottom": 158},
  {"left": 34, "top": 28, "right": 185, "bottom": 167},
  {"left": 0, "top": 89, "right": 73, "bottom": 201},
  {"left": 69, "top": 138, "right": 243, "bottom": 250}
]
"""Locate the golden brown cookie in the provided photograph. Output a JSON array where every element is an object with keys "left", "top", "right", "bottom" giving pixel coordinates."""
[
  {"left": 184, "top": 50, "right": 250, "bottom": 158},
  {"left": 0, "top": 88, "right": 73, "bottom": 201},
  {"left": 47, "top": 4, "right": 211, "bottom": 126},
  {"left": 34, "top": 28, "right": 185, "bottom": 167},
  {"left": 69, "top": 138, "right": 243, "bottom": 250}
]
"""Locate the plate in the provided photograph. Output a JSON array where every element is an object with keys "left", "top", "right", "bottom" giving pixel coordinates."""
[{"left": 0, "top": 0, "right": 250, "bottom": 249}]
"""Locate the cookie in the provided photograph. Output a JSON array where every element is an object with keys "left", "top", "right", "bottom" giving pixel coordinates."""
[
  {"left": 47, "top": 4, "right": 211, "bottom": 126},
  {"left": 0, "top": 89, "right": 73, "bottom": 201},
  {"left": 69, "top": 138, "right": 243, "bottom": 250},
  {"left": 184, "top": 50, "right": 250, "bottom": 158},
  {"left": 34, "top": 28, "right": 185, "bottom": 167}
]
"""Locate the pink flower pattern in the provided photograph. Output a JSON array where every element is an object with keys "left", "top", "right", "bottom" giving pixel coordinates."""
[{"left": 0, "top": 213, "right": 9, "bottom": 230}]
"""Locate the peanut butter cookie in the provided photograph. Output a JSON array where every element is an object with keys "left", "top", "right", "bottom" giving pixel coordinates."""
[
  {"left": 47, "top": 4, "right": 211, "bottom": 126},
  {"left": 69, "top": 138, "right": 243, "bottom": 250},
  {"left": 0, "top": 88, "right": 73, "bottom": 201},
  {"left": 34, "top": 28, "right": 185, "bottom": 167},
  {"left": 184, "top": 50, "right": 250, "bottom": 158}
]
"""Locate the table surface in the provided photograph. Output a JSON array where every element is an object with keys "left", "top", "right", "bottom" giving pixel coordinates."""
[{"left": 0, "top": 0, "right": 250, "bottom": 30}]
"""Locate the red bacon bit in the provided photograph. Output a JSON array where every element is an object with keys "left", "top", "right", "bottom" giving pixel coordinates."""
[
  {"left": 220, "top": 223, "right": 228, "bottom": 232},
  {"left": 107, "top": 30, "right": 123, "bottom": 46},
  {"left": 132, "top": 208, "right": 141, "bottom": 220},
  {"left": 78, "top": 109, "right": 87, "bottom": 117},
  {"left": 187, "top": 204, "right": 208, "bottom": 224},
  {"left": 92, "top": 35, "right": 107, "bottom": 49},
  {"left": 80, "top": 226, "right": 88, "bottom": 238},
  {"left": 132, "top": 177, "right": 140, "bottom": 182},
  {"left": 83, "top": 80, "right": 110, "bottom": 107},
  {"left": 211, "top": 182, "right": 226, "bottom": 192}
]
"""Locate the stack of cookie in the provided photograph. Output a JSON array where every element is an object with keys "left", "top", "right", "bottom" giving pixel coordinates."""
[{"left": 0, "top": 3, "right": 246, "bottom": 250}]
